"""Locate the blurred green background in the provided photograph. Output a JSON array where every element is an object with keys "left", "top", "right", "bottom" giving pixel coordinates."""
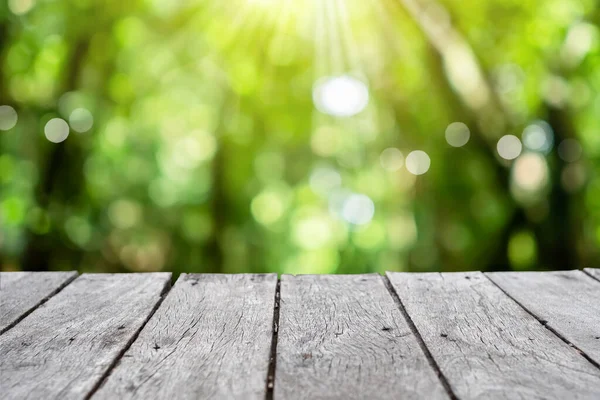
[{"left": 0, "top": 0, "right": 599, "bottom": 274}]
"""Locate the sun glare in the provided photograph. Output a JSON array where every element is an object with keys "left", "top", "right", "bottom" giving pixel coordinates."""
[{"left": 313, "top": 75, "right": 369, "bottom": 117}]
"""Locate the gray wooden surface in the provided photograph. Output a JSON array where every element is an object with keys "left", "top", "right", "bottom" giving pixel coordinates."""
[
  {"left": 0, "top": 273, "right": 170, "bottom": 400},
  {"left": 387, "top": 272, "right": 600, "bottom": 399},
  {"left": 585, "top": 268, "right": 600, "bottom": 281},
  {"left": 94, "top": 274, "right": 278, "bottom": 400},
  {"left": 0, "top": 271, "right": 77, "bottom": 334},
  {"left": 2, "top": 270, "right": 600, "bottom": 399},
  {"left": 274, "top": 274, "right": 448, "bottom": 400},
  {"left": 487, "top": 270, "right": 600, "bottom": 366}
]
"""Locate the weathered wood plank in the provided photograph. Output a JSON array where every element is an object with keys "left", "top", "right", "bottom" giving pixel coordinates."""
[
  {"left": 584, "top": 268, "right": 600, "bottom": 281},
  {"left": 0, "top": 273, "right": 170, "bottom": 400},
  {"left": 0, "top": 271, "right": 78, "bottom": 334},
  {"left": 274, "top": 274, "right": 448, "bottom": 400},
  {"left": 487, "top": 270, "right": 600, "bottom": 366},
  {"left": 93, "top": 274, "right": 278, "bottom": 400},
  {"left": 388, "top": 272, "right": 600, "bottom": 399}
]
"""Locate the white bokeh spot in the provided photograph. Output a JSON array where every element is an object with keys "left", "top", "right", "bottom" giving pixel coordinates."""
[
  {"left": 497, "top": 135, "right": 522, "bottom": 160},
  {"left": 445, "top": 122, "right": 470, "bottom": 147},
  {"left": 44, "top": 118, "right": 70, "bottom": 143},
  {"left": 405, "top": 150, "right": 431, "bottom": 175},
  {"left": 522, "top": 121, "right": 553, "bottom": 154},
  {"left": 0, "top": 105, "right": 18, "bottom": 131},
  {"left": 512, "top": 152, "right": 549, "bottom": 192},
  {"left": 341, "top": 193, "right": 375, "bottom": 225}
]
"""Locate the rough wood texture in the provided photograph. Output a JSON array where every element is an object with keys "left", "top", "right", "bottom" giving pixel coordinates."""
[
  {"left": 0, "top": 273, "right": 170, "bottom": 400},
  {"left": 388, "top": 272, "right": 600, "bottom": 399},
  {"left": 275, "top": 274, "right": 448, "bottom": 400},
  {"left": 0, "top": 271, "right": 77, "bottom": 334},
  {"left": 93, "top": 274, "right": 278, "bottom": 400},
  {"left": 488, "top": 270, "right": 600, "bottom": 365},
  {"left": 584, "top": 268, "right": 600, "bottom": 281}
]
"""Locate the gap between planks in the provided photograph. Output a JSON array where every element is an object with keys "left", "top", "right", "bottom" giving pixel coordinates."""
[
  {"left": 265, "top": 279, "right": 281, "bottom": 400},
  {"left": 381, "top": 275, "right": 458, "bottom": 400},
  {"left": 483, "top": 272, "right": 600, "bottom": 372},
  {"left": 84, "top": 278, "right": 173, "bottom": 400},
  {"left": 0, "top": 272, "right": 78, "bottom": 335},
  {"left": 583, "top": 268, "right": 600, "bottom": 283}
]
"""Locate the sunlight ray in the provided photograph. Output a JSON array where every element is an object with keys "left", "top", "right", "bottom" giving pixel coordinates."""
[
  {"left": 313, "top": 0, "right": 329, "bottom": 80},
  {"left": 368, "top": 0, "right": 405, "bottom": 60},
  {"left": 311, "top": 0, "right": 331, "bottom": 133},
  {"left": 261, "top": 0, "right": 295, "bottom": 72},
  {"left": 387, "top": 0, "right": 501, "bottom": 121},
  {"left": 334, "top": 0, "right": 363, "bottom": 75},
  {"left": 215, "top": 0, "right": 265, "bottom": 54},
  {"left": 324, "top": 0, "right": 347, "bottom": 76}
]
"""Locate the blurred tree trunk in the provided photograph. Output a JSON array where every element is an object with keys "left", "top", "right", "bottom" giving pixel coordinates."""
[
  {"left": 535, "top": 105, "right": 582, "bottom": 270},
  {"left": 205, "top": 89, "right": 238, "bottom": 273},
  {"left": 21, "top": 41, "right": 89, "bottom": 271},
  {"left": 0, "top": 20, "right": 10, "bottom": 104},
  {"left": 207, "top": 111, "right": 227, "bottom": 273}
]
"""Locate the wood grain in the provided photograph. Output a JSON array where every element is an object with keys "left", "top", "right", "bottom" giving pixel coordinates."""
[
  {"left": 0, "top": 273, "right": 170, "bottom": 400},
  {"left": 584, "top": 268, "right": 600, "bottom": 281},
  {"left": 388, "top": 272, "right": 600, "bottom": 399},
  {"left": 488, "top": 270, "right": 600, "bottom": 365},
  {"left": 0, "top": 271, "right": 78, "bottom": 334},
  {"left": 93, "top": 274, "right": 278, "bottom": 400},
  {"left": 274, "top": 274, "right": 448, "bottom": 400}
]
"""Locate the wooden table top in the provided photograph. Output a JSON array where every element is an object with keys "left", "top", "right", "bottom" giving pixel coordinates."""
[{"left": 1, "top": 269, "right": 599, "bottom": 399}]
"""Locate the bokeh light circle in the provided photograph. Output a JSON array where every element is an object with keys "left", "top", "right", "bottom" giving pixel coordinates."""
[
  {"left": 405, "top": 150, "right": 431, "bottom": 175},
  {"left": 0, "top": 105, "right": 18, "bottom": 131},
  {"left": 522, "top": 121, "right": 553, "bottom": 154},
  {"left": 379, "top": 148, "right": 404, "bottom": 171},
  {"left": 558, "top": 139, "right": 582, "bottom": 162},
  {"left": 445, "top": 122, "right": 470, "bottom": 147},
  {"left": 69, "top": 108, "right": 94, "bottom": 133},
  {"left": 341, "top": 194, "right": 375, "bottom": 225},
  {"left": 8, "top": 0, "right": 35, "bottom": 15},
  {"left": 497, "top": 135, "right": 522, "bottom": 160},
  {"left": 512, "top": 153, "right": 549, "bottom": 192},
  {"left": 44, "top": 118, "right": 70, "bottom": 143}
]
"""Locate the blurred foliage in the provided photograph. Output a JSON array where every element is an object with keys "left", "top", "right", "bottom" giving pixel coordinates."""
[{"left": 1, "top": 0, "right": 599, "bottom": 274}]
